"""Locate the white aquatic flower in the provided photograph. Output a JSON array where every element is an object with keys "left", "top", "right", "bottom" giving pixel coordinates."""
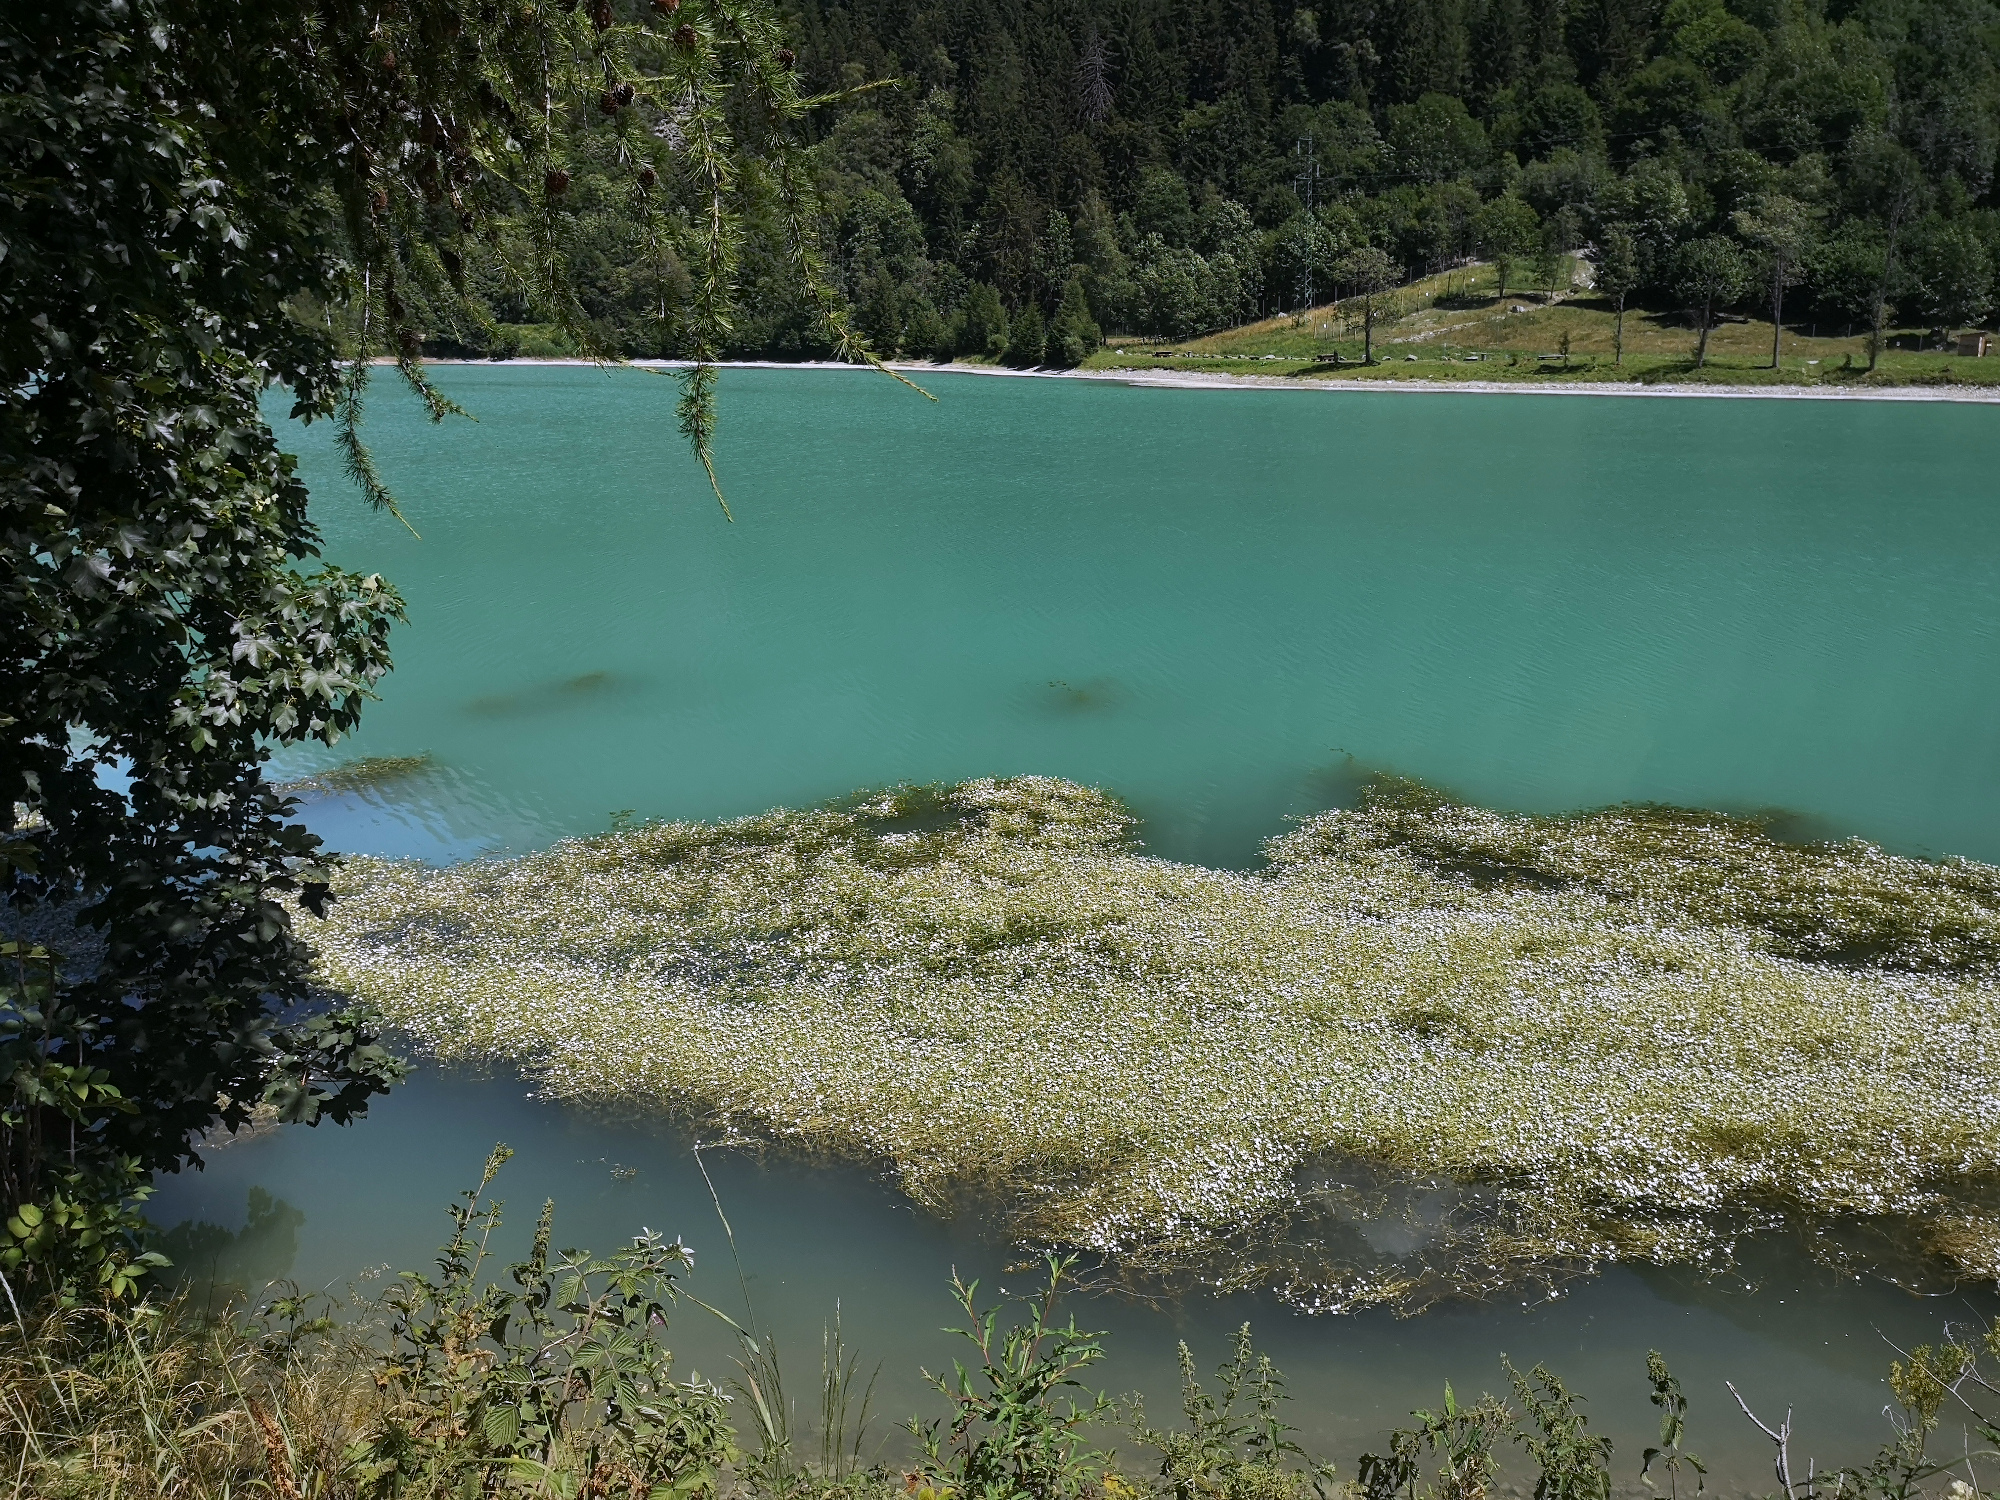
[{"left": 311, "top": 776, "right": 2000, "bottom": 1309}]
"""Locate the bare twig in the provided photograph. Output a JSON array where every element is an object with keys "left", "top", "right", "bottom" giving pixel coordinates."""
[{"left": 1728, "top": 1381, "right": 1797, "bottom": 1499}]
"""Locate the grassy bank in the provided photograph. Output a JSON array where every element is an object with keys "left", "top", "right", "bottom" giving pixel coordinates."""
[
  {"left": 1075, "top": 263, "right": 2000, "bottom": 391},
  {"left": 311, "top": 777, "right": 2000, "bottom": 1309}
]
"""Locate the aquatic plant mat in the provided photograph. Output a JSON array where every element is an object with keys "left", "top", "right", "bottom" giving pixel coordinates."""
[{"left": 312, "top": 777, "right": 2000, "bottom": 1310}]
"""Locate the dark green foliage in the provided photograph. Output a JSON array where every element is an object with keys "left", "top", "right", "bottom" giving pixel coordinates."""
[
  {"left": 1513, "top": 84, "right": 1605, "bottom": 163},
  {"left": 905, "top": 300, "right": 951, "bottom": 361},
  {"left": 309, "top": 0, "right": 2000, "bottom": 351},
  {"left": 725, "top": 0, "right": 2000, "bottom": 346},
  {"left": 1270, "top": 212, "right": 1350, "bottom": 308},
  {"left": 1, "top": 0, "right": 419, "bottom": 1298},
  {"left": 1909, "top": 217, "right": 1995, "bottom": 341},
  {"left": 1387, "top": 96, "right": 1492, "bottom": 184}
]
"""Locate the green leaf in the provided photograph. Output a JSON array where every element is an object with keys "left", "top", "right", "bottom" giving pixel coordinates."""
[{"left": 482, "top": 1402, "right": 522, "bottom": 1452}]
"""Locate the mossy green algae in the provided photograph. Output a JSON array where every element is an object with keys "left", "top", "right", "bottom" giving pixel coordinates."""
[{"left": 310, "top": 776, "right": 2000, "bottom": 1308}]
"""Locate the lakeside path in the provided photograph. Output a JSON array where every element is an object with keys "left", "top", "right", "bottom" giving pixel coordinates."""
[{"left": 413, "top": 355, "right": 2000, "bottom": 402}]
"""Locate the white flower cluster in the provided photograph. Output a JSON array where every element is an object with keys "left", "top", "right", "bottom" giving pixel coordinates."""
[{"left": 310, "top": 776, "right": 2000, "bottom": 1309}]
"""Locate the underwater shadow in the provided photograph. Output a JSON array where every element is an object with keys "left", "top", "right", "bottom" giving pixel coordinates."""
[
  {"left": 152, "top": 1187, "right": 306, "bottom": 1311},
  {"left": 464, "top": 670, "right": 637, "bottom": 718}
]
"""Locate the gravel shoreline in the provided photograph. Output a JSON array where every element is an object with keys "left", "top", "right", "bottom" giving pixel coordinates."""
[{"left": 401, "top": 355, "right": 2000, "bottom": 402}]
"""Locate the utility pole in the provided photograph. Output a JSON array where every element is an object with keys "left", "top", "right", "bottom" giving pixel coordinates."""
[{"left": 1294, "top": 137, "right": 1320, "bottom": 311}]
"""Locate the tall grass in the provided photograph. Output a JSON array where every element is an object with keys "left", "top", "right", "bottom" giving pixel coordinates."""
[
  {"left": 0, "top": 1296, "right": 368, "bottom": 1498},
  {"left": 311, "top": 775, "right": 2000, "bottom": 1308}
]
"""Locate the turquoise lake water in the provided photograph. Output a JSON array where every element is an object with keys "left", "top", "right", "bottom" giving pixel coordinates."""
[
  {"left": 149, "top": 367, "right": 2000, "bottom": 1484},
  {"left": 277, "top": 365, "right": 2000, "bottom": 868}
]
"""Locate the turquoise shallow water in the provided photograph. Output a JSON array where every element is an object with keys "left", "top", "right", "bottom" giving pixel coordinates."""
[
  {"left": 279, "top": 366, "right": 2000, "bottom": 868},
  {"left": 150, "top": 367, "right": 2000, "bottom": 1483},
  {"left": 152, "top": 1067, "right": 1998, "bottom": 1489}
]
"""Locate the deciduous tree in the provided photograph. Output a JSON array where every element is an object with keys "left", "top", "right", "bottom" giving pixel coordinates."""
[
  {"left": 1590, "top": 226, "right": 1642, "bottom": 364},
  {"left": 1675, "top": 236, "right": 1751, "bottom": 368},
  {"left": 1, "top": 0, "right": 834, "bottom": 1298},
  {"left": 1908, "top": 219, "right": 1994, "bottom": 349},
  {"left": 1733, "top": 194, "right": 1817, "bottom": 368},
  {"left": 1339, "top": 247, "right": 1400, "bottom": 364},
  {"left": 1474, "top": 197, "right": 1541, "bottom": 301}
]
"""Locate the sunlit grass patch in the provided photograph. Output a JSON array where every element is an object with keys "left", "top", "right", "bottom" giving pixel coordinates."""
[{"left": 310, "top": 776, "right": 2000, "bottom": 1308}]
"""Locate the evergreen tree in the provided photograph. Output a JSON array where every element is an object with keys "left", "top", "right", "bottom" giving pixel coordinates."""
[
  {"left": 956, "top": 284, "right": 1010, "bottom": 359},
  {"left": 904, "top": 300, "right": 950, "bottom": 361},
  {"left": 490, "top": 0, "right": 2000, "bottom": 360},
  {"left": 1004, "top": 303, "right": 1048, "bottom": 366},
  {"left": 1049, "top": 278, "right": 1104, "bottom": 366}
]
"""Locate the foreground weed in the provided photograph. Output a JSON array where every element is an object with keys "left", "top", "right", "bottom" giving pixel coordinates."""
[
  {"left": 0, "top": 1294, "right": 366, "bottom": 1500},
  {"left": 1135, "top": 1323, "right": 1335, "bottom": 1500},
  {"left": 13, "top": 1242, "right": 2000, "bottom": 1500},
  {"left": 912, "top": 1254, "right": 1112, "bottom": 1500},
  {"left": 354, "top": 1143, "right": 732, "bottom": 1498},
  {"left": 1640, "top": 1350, "right": 1704, "bottom": 1500},
  {"left": 819, "top": 1311, "right": 881, "bottom": 1478},
  {"left": 1504, "top": 1359, "right": 1612, "bottom": 1500},
  {"left": 1358, "top": 1382, "right": 1512, "bottom": 1500}
]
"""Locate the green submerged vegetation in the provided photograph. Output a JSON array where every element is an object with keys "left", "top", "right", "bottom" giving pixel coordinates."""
[
  {"left": 278, "top": 756, "right": 438, "bottom": 797},
  {"left": 312, "top": 777, "right": 2000, "bottom": 1310}
]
